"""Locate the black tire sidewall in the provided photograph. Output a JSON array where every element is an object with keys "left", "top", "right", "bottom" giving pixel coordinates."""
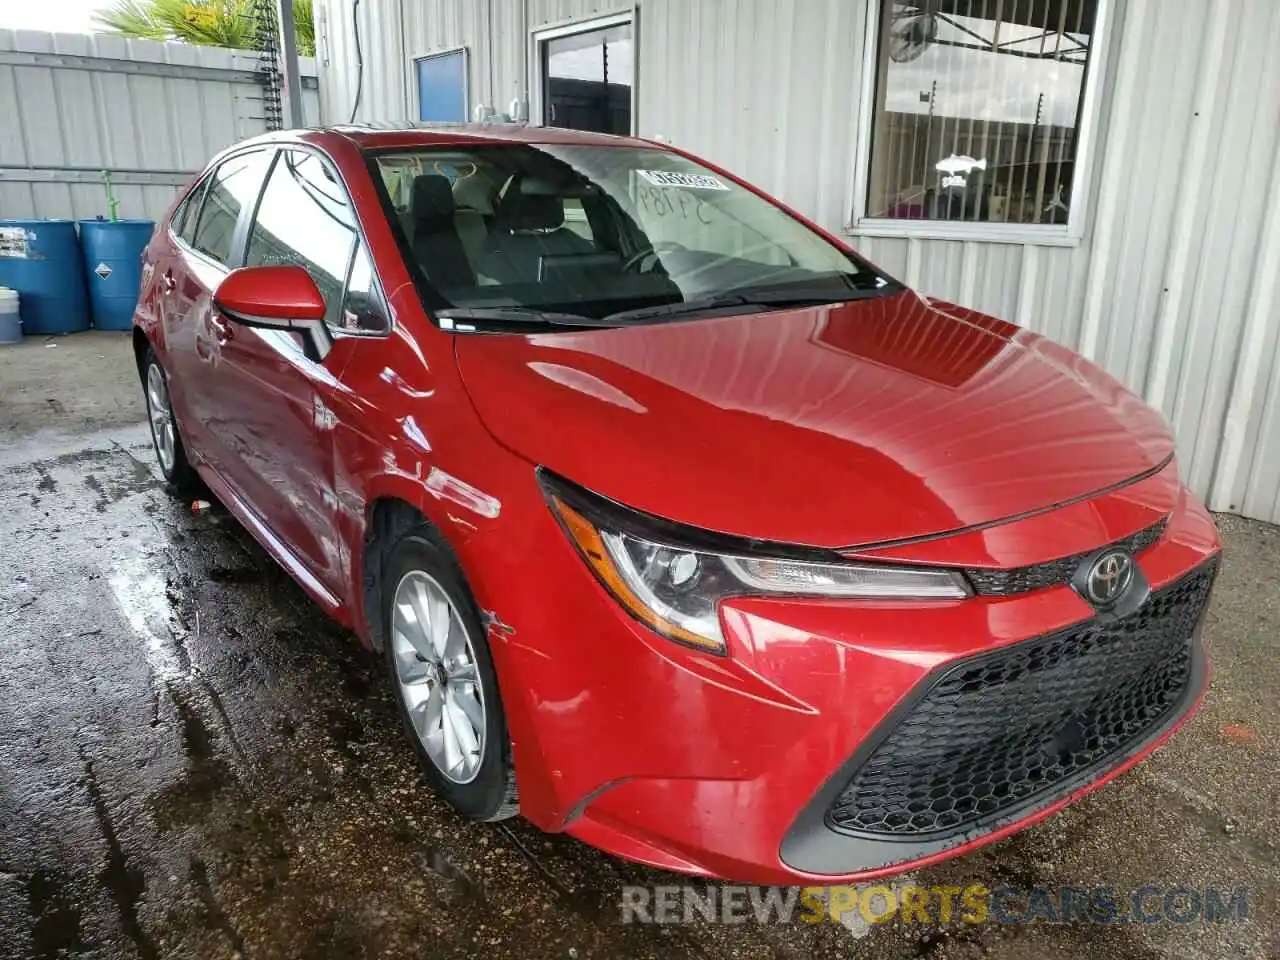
[{"left": 383, "top": 533, "right": 513, "bottom": 820}]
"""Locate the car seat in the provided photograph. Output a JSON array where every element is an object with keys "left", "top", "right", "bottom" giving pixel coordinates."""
[
  {"left": 410, "top": 174, "right": 476, "bottom": 290},
  {"left": 452, "top": 174, "right": 495, "bottom": 264},
  {"left": 476, "top": 179, "right": 596, "bottom": 285}
]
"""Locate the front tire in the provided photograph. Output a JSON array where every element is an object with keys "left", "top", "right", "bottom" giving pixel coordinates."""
[
  {"left": 383, "top": 527, "right": 518, "bottom": 821},
  {"left": 142, "top": 347, "right": 199, "bottom": 493}
]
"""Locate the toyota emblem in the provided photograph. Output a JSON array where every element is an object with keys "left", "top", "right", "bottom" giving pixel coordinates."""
[{"left": 1082, "top": 549, "right": 1134, "bottom": 607}]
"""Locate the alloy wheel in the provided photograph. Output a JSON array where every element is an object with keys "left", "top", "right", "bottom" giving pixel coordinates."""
[
  {"left": 390, "top": 570, "right": 487, "bottom": 784},
  {"left": 146, "top": 362, "right": 176, "bottom": 474}
]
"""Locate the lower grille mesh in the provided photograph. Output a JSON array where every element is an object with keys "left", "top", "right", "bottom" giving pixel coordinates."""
[{"left": 827, "top": 561, "right": 1216, "bottom": 837}]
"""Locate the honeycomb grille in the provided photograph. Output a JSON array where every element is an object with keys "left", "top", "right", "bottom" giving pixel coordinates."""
[
  {"left": 827, "top": 560, "right": 1216, "bottom": 838},
  {"left": 964, "top": 517, "right": 1169, "bottom": 597}
]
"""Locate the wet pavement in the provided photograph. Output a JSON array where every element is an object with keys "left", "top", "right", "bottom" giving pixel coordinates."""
[{"left": 0, "top": 331, "right": 1276, "bottom": 959}]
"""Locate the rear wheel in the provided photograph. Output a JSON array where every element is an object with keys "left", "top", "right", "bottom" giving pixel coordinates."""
[
  {"left": 384, "top": 527, "right": 518, "bottom": 821},
  {"left": 143, "top": 348, "right": 199, "bottom": 493}
]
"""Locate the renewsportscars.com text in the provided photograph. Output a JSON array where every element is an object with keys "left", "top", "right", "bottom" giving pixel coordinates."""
[{"left": 620, "top": 884, "right": 1250, "bottom": 926}]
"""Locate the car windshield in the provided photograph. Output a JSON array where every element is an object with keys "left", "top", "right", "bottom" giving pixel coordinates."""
[{"left": 367, "top": 143, "right": 898, "bottom": 325}]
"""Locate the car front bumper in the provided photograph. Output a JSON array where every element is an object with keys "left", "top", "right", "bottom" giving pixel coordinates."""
[{"left": 469, "top": 474, "right": 1221, "bottom": 885}]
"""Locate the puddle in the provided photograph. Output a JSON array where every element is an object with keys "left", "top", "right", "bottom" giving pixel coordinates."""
[
  {"left": 415, "top": 846, "right": 487, "bottom": 903},
  {"left": 188, "top": 857, "right": 249, "bottom": 955},
  {"left": 205, "top": 566, "right": 264, "bottom": 585},
  {"left": 81, "top": 752, "right": 157, "bottom": 960},
  {"left": 26, "top": 868, "right": 86, "bottom": 958},
  {"left": 106, "top": 552, "right": 188, "bottom": 683}
]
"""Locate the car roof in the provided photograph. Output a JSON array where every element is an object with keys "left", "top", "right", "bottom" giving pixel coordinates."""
[
  {"left": 188, "top": 124, "right": 671, "bottom": 197},
  {"left": 294, "top": 123, "right": 660, "bottom": 152}
]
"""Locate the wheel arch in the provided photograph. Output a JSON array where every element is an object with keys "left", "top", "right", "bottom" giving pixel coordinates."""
[
  {"left": 358, "top": 488, "right": 479, "bottom": 653},
  {"left": 132, "top": 326, "right": 151, "bottom": 381},
  {"left": 354, "top": 476, "right": 560, "bottom": 829},
  {"left": 362, "top": 495, "right": 428, "bottom": 653}
]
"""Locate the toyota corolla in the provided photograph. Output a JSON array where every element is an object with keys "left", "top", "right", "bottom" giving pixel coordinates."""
[{"left": 132, "top": 124, "right": 1221, "bottom": 885}]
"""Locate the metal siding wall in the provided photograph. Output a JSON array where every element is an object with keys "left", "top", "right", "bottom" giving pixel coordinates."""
[
  {"left": 315, "top": 0, "right": 1280, "bottom": 524},
  {"left": 855, "top": 236, "right": 911, "bottom": 282},
  {"left": 1209, "top": 6, "right": 1280, "bottom": 518},
  {"left": 1236, "top": 268, "right": 1280, "bottom": 518},
  {"left": 320, "top": 0, "right": 645, "bottom": 123},
  {"left": 1175, "top": 2, "right": 1280, "bottom": 511},
  {"left": 0, "top": 29, "right": 321, "bottom": 222},
  {"left": 404, "top": 0, "right": 490, "bottom": 113},
  {"left": 633, "top": 0, "right": 864, "bottom": 233},
  {"left": 1070, "top": 0, "right": 1280, "bottom": 518}
]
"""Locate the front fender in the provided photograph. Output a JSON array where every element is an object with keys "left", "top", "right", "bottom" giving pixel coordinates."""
[{"left": 340, "top": 449, "right": 565, "bottom": 829}]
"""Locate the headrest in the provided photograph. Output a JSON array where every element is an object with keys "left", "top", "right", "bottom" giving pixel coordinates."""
[
  {"left": 514, "top": 176, "right": 562, "bottom": 197},
  {"left": 497, "top": 189, "right": 565, "bottom": 231},
  {"left": 452, "top": 175, "right": 494, "bottom": 215},
  {"left": 412, "top": 174, "right": 455, "bottom": 220}
]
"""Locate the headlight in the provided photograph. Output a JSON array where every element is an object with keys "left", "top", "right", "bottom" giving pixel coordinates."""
[{"left": 541, "top": 472, "right": 970, "bottom": 655}]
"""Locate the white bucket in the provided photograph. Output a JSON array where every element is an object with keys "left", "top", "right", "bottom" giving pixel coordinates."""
[{"left": 0, "top": 287, "right": 20, "bottom": 345}]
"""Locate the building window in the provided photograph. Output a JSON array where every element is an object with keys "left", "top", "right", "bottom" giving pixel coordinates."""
[
  {"left": 416, "top": 48, "right": 468, "bottom": 122},
  {"left": 533, "top": 13, "right": 634, "bottom": 135},
  {"left": 858, "top": 0, "right": 1102, "bottom": 236}
]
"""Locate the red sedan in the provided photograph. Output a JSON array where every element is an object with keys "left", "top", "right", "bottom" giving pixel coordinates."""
[{"left": 132, "top": 124, "right": 1221, "bottom": 885}]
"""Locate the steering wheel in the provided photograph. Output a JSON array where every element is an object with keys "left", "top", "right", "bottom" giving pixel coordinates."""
[{"left": 621, "top": 241, "right": 682, "bottom": 274}]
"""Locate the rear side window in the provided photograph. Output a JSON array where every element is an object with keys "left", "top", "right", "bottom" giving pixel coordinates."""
[
  {"left": 245, "top": 150, "right": 358, "bottom": 328},
  {"left": 191, "top": 150, "right": 270, "bottom": 265},
  {"left": 171, "top": 180, "right": 205, "bottom": 243}
]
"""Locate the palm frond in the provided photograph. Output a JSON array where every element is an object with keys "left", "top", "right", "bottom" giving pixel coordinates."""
[
  {"left": 293, "top": 0, "right": 315, "bottom": 57},
  {"left": 92, "top": 0, "right": 314, "bottom": 54},
  {"left": 92, "top": 0, "right": 169, "bottom": 40}
]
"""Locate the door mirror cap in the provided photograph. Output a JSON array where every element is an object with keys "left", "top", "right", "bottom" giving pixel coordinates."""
[
  {"left": 213, "top": 265, "right": 332, "bottom": 360},
  {"left": 214, "top": 265, "right": 327, "bottom": 326}
]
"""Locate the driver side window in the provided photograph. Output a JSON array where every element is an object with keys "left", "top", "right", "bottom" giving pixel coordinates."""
[
  {"left": 339, "top": 242, "right": 389, "bottom": 333},
  {"left": 245, "top": 150, "right": 358, "bottom": 328}
]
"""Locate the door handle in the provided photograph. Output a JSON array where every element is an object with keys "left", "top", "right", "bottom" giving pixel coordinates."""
[{"left": 162, "top": 270, "right": 176, "bottom": 293}]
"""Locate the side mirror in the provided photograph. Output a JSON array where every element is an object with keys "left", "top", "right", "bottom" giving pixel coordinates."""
[{"left": 213, "top": 265, "right": 332, "bottom": 360}]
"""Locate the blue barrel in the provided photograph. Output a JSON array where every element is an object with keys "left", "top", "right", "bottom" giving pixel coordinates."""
[
  {"left": 0, "top": 220, "right": 89, "bottom": 334},
  {"left": 0, "top": 287, "right": 20, "bottom": 345},
  {"left": 80, "top": 219, "right": 155, "bottom": 331}
]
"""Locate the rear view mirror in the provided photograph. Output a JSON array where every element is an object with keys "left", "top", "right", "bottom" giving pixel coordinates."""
[{"left": 214, "top": 265, "right": 332, "bottom": 360}]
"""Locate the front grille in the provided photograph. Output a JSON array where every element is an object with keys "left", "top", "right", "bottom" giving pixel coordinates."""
[
  {"left": 827, "top": 560, "right": 1216, "bottom": 838},
  {"left": 964, "top": 517, "right": 1168, "bottom": 597}
]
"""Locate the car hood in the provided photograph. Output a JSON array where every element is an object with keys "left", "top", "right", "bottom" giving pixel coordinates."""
[{"left": 453, "top": 291, "right": 1174, "bottom": 549}]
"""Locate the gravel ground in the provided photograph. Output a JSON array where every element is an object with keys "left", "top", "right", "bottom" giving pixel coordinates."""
[{"left": 0, "top": 331, "right": 1275, "bottom": 959}]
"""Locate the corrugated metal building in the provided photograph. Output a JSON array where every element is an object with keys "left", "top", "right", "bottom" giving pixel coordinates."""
[
  {"left": 0, "top": 29, "right": 321, "bottom": 222},
  {"left": 310, "top": 0, "right": 1280, "bottom": 524}
]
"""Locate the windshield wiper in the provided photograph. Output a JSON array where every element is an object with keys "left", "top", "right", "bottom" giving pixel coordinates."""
[
  {"left": 602, "top": 283, "right": 894, "bottom": 325},
  {"left": 600, "top": 294, "right": 759, "bottom": 324},
  {"left": 434, "top": 275, "right": 902, "bottom": 330},
  {"left": 434, "top": 306, "right": 602, "bottom": 330}
]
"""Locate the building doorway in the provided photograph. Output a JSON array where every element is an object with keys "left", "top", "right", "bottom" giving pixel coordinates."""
[{"left": 534, "top": 14, "right": 633, "bottom": 134}]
